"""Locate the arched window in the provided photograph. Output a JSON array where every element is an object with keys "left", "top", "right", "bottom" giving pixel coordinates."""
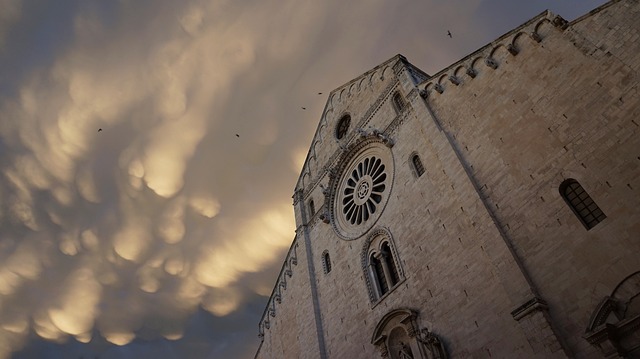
[
  {"left": 371, "top": 254, "right": 389, "bottom": 296},
  {"left": 322, "top": 251, "right": 332, "bottom": 274},
  {"left": 381, "top": 243, "right": 399, "bottom": 286},
  {"left": 392, "top": 92, "right": 405, "bottom": 114},
  {"left": 335, "top": 114, "right": 351, "bottom": 140},
  {"left": 411, "top": 153, "right": 425, "bottom": 177},
  {"left": 363, "top": 230, "right": 404, "bottom": 302},
  {"left": 560, "top": 179, "right": 606, "bottom": 229},
  {"left": 308, "top": 199, "right": 315, "bottom": 216}
]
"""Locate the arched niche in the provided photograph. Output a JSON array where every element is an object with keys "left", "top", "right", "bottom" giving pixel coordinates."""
[
  {"left": 371, "top": 309, "right": 447, "bottom": 359},
  {"left": 584, "top": 271, "right": 640, "bottom": 358}
]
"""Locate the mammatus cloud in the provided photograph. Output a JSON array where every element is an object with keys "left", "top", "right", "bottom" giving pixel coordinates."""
[
  {"left": 0, "top": 0, "right": 20, "bottom": 52},
  {"left": 0, "top": 1, "right": 295, "bottom": 357},
  {"left": 0, "top": 0, "right": 607, "bottom": 358}
]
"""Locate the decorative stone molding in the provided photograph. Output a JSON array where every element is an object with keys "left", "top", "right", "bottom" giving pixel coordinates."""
[
  {"left": 383, "top": 108, "right": 410, "bottom": 138},
  {"left": 326, "top": 137, "right": 395, "bottom": 240},
  {"left": 292, "top": 188, "right": 304, "bottom": 206},
  {"left": 511, "top": 296, "right": 549, "bottom": 321},
  {"left": 355, "top": 81, "right": 401, "bottom": 137},
  {"left": 361, "top": 228, "right": 404, "bottom": 303},
  {"left": 466, "top": 68, "right": 477, "bottom": 78},
  {"left": 318, "top": 208, "right": 331, "bottom": 224},
  {"left": 407, "top": 88, "right": 420, "bottom": 102},
  {"left": 584, "top": 271, "right": 640, "bottom": 357},
  {"left": 378, "top": 343, "right": 390, "bottom": 358},
  {"left": 417, "top": 329, "right": 448, "bottom": 359},
  {"left": 257, "top": 239, "right": 300, "bottom": 340},
  {"left": 552, "top": 15, "right": 568, "bottom": 29},
  {"left": 417, "top": 10, "right": 564, "bottom": 95},
  {"left": 372, "top": 309, "right": 448, "bottom": 359},
  {"left": 531, "top": 32, "right": 542, "bottom": 43},
  {"left": 294, "top": 59, "right": 407, "bottom": 203},
  {"left": 485, "top": 58, "right": 499, "bottom": 69},
  {"left": 300, "top": 81, "right": 400, "bottom": 204}
]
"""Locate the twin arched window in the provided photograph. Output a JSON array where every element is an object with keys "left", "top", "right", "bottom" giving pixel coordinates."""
[
  {"left": 364, "top": 232, "right": 403, "bottom": 302},
  {"left": 560, "top": 179, "right": 606, "bottom": 229},
  {"left": 370, "top": 243, "right": 400, "bottom": 297}
]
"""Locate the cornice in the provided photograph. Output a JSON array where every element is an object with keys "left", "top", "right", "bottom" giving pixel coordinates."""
[{"left": 301, "top": 81, "right": 401, "bottom": 202}]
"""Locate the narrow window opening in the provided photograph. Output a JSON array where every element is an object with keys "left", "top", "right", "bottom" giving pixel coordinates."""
[
  {"left": 560, "top": 179, "right": 606, "bottom": 229},
  {"left": 371, "top": 254, "right": 388, "bottom": 296},
  {"left": 336, "top": 115, "right": 351, "bottom": 140},
  {"left": 308, "top": 199, "right": 315, "bottom": 216},
  {"left": 412, "top": 154, "right": 425, "bottom": 177},
  {"left": 392, "top": 92, "right": 406, "bottom": 114},
  {"left": 381, "top": 243, "right": 399, "bottom": 286},
  {"left": 323, "top": 251, "right": 332, "bottom": 274}
]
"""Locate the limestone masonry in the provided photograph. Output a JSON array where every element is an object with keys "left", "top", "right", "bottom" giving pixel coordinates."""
[{"left": 255, "top": 1, "right": 640, "bottom": 358}]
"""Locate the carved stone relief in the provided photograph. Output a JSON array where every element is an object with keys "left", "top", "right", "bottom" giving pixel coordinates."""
[
  {"left": 372, "top": 309, "right": 448, "bottom": 359},
  {"left": 584, "top": 271, "right": 640, "bottom": 358}
]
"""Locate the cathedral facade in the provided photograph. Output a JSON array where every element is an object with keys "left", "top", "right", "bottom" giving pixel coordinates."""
[{"left": 255, "top": 1, "right": 640, "bottom": 358}]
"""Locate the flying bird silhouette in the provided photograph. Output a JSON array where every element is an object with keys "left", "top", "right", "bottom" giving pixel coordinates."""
[
  {"left": 302, "top": 107, "right": 306, "bottom": 110},
  {"left": 447, "top": 30, "right": 452, "bottom": 38},
  {"left": 318, "top": 92, "right": 322, "bottom": 95},
  {"left": 235, "top": 134, "right": 240, "bottom": 138},
  {"left": 98, "top": 128, "right": 102, "bottom": 132}
]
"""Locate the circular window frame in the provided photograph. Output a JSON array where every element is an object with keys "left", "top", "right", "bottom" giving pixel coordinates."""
[{"left": 329, "top": 140, "right": 394, "bottom": 240}]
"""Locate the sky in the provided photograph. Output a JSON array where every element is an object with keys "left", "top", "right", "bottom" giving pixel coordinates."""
[{"left": 0, "top": 0, "right": 608, "bottom": 358}]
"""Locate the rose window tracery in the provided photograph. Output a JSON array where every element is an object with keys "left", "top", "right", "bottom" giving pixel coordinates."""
[
  {"left": 332, "top": 142, "right": 394, "bottom": 240},
  {"left": 342, "top": 156, "right": 387, "bottom": 225}
]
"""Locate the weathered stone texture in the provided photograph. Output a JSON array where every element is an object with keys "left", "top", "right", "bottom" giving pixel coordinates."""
[
  {"left": 256, "top": 236, "right": 319, "bottom": 359},
  {"left": 255, "top": 1, "right": 640, "bottom": 358}
]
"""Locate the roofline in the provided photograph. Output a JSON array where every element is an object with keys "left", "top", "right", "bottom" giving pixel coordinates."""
[
  {"left": 417, "top": 9, "right": 553, "bottom": 88},
  {"left": 570, "top": 0, "right": 620, "bottom": 25},
  {"left": 329, "top": 54, "right": 407, "bottom": 98},
  {"left": 417, "top": 0, "right": 618, "bottom": 89},
  {"left": 293, "top": 54, "right": 409, "bottom": 192}
]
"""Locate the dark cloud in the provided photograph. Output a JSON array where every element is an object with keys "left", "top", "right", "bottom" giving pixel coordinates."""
[{"left": 0, "top": 0, "right": 606, "bottom": 358}]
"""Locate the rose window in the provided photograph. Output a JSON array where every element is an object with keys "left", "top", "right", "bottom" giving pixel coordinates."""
[
  {"left": 332, "top": 143, "right": 394, "bottom": 240},
  {"left": 342, "top": 156, "right": 386, "bottom": 225}
]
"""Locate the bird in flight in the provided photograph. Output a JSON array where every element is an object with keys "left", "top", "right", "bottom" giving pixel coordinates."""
[
  {"left": 235, "top": 134, "right": 240, "bottom": 138},
  {"left": 318, "top": 92, "right": 322, "bottom": 95},
  {"left": 302, "top": 107, "right": 306, "bottom": 110},
  {"left": 447, "top": 30, "right": 452, "bottom": 38},
  {"left": 98, "top": 128, "right": 102, "bottom": 132}
]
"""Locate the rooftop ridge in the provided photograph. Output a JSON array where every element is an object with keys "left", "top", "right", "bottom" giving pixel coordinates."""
[{"left": 418, "top": 10, "right": 557, "bottom": 91}]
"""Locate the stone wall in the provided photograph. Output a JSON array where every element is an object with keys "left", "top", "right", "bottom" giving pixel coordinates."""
[{"left": 422, "top": 0, "right": 640, "bottom": 356}]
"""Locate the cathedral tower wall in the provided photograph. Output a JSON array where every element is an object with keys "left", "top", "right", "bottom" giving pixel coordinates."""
[
  {"left": 420, "top": 0, "right": 640, "bottom": 356},
  {"left": 256, "top": 235, "right": 320, "bottom": 359}
]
